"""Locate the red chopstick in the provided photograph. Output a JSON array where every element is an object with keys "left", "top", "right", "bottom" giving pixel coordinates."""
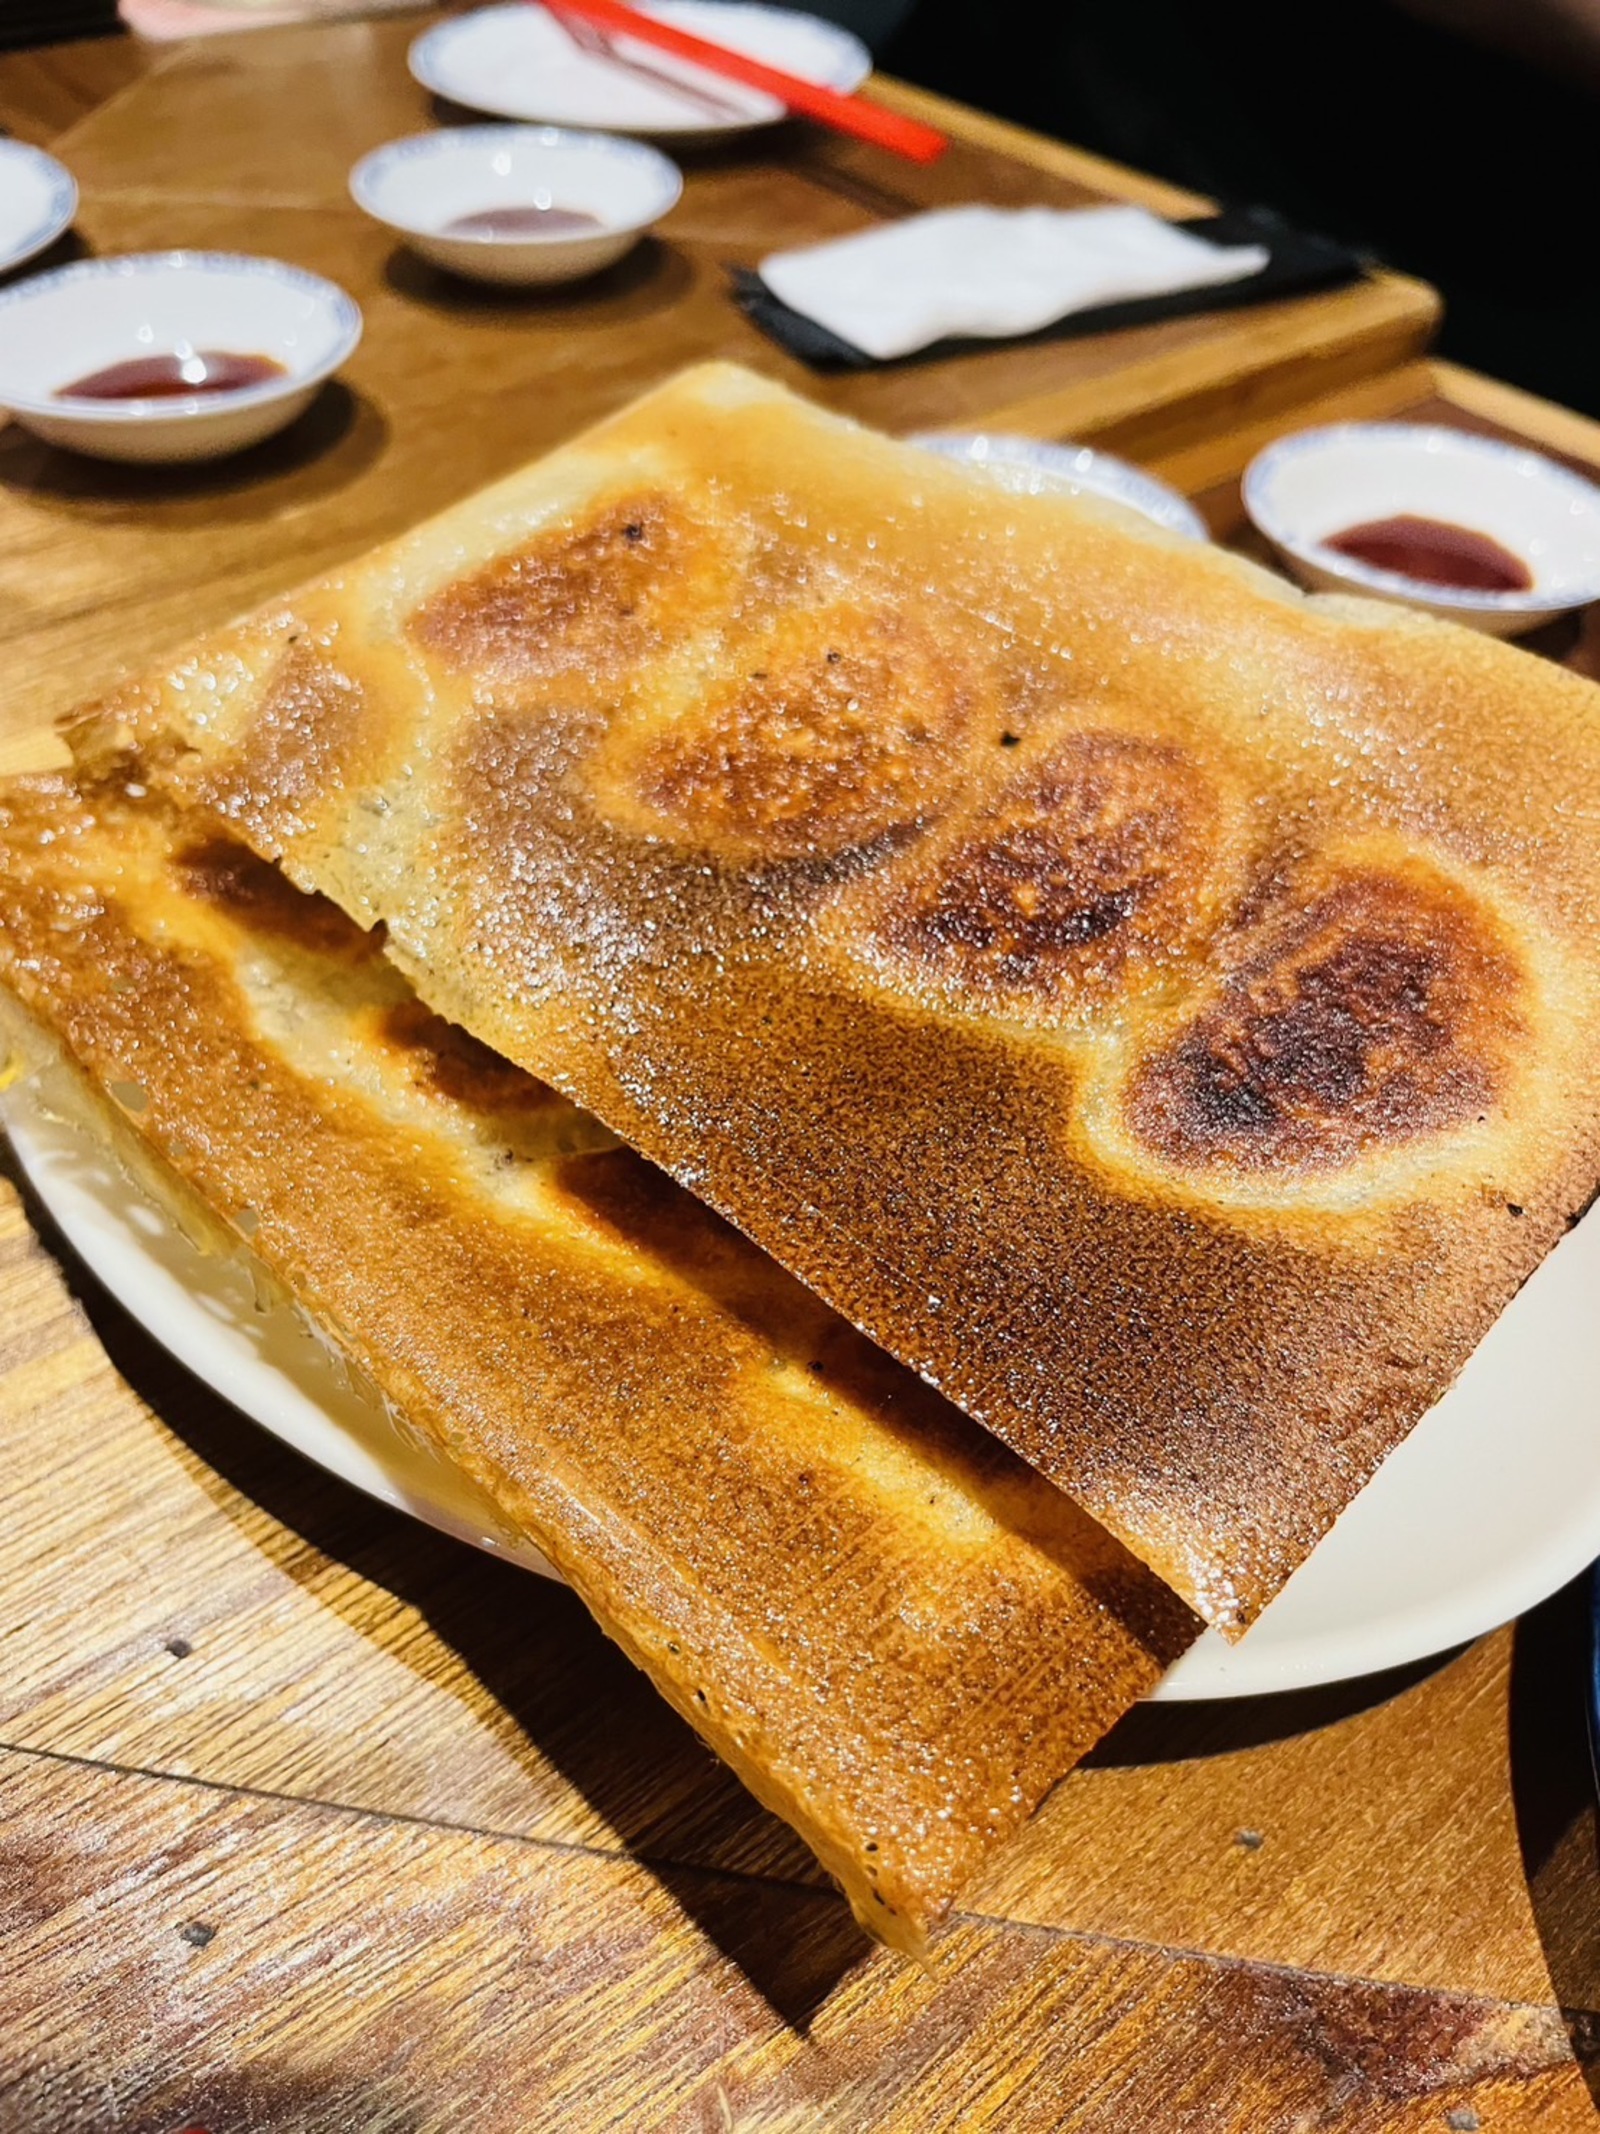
[{"left": 540, "top": 0, "right": 948, "bottom": 163}]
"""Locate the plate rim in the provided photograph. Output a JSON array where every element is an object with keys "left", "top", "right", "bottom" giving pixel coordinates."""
[
  {"left": 0, "top": 141, "right": 78, "bottom": 280},
  {"left": 408, "top": 0, "right": 873, "bottom": 137},
  {"left": 3, "top": 1081, "right": 556, "bottom": 1576}
]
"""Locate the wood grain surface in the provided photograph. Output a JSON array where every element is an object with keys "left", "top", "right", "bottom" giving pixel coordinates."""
[
  {"left": 0, "top": 14, "right": 1435, "bottom": 737},
  {"left": 4, "top": 1150, "right": 1600, "bottom": 2130},
  {"left": 2, "top": 27, "right": 1598, "bottom": 2132}
]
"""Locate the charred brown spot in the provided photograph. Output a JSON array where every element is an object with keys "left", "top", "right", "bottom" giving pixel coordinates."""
[
  {"left": 1130, "top": 864, "right": 1525, "bottom": 1171},
  {"left": 196, "top": 643, "right": 367, "bottom": 840},
  {"left": 869, "top": 730, "right": 1224, "bottom": 1012},
  {"left": 407, "top": 493, "right": 711, "bottom": 688},
  {"left": 376, "top": 999, "right": 559, "bottom": 1115},
  {"left": 177, "top": 839, "right": 382, "bottom": 963},
  {"left": 632, "top": 605, "right": 981, "bottom": 863}
]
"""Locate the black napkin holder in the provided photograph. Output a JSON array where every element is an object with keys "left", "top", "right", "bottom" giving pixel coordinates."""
[{"left": 730, "top": 205, "right": 1366, "bottom": 372}]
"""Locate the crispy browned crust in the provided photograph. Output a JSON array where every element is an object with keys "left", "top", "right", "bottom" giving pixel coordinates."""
[
  {"left": 0, "top": 775, "right": 1192, "bottom": 1952},
  {"left": 63, "top": 362, "right": 1600, "bottom": 1628}
]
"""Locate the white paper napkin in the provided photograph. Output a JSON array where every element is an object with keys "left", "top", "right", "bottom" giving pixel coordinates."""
[{"left": 759, "top": 204, "right": 1271, "bottom": 363}]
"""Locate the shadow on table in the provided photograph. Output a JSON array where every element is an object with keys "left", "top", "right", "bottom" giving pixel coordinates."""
[
  {"left": 1086, "top": 1648, "right": 1460, "bottom": 1767},
  {"left": 1509, "top": 1582, "right": 1600, "bottom": 2109},
  {"left": 4, "top": 1143, "right": 870, "bottom": 2033},
  {"left": 381, "top": 232, "right": 694, "bottom": 323},
  {"left": 0, "top": 227, "right": 91, "bottom": 290},
  {"left": 0, "top": 380, "right": 388, "bottom": 522}
]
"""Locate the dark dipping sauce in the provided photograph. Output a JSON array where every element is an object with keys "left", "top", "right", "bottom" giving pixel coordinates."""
[
  {"left": 439, "top": 204, "right": 605, "bottom": 238},
  {"left": 56, "top": 351, "right": 288, "bottom": 402},
  {"left": 1323, "top": 513, "right": 1533, "bottom": 593}
]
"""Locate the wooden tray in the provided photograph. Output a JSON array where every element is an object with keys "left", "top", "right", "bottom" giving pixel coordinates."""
[
  {"left": 4, "top": 347, "right": 1600, "bottom": 2124},
  {"left": 1144, "top": 356, "right": 1600, "bottom": 682},
  {"left": 0, "top": 13, "right": 1435, "bottom": 737}
]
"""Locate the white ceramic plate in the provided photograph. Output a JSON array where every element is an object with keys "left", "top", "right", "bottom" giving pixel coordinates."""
[
  {"left": 3, "top": 1079, "right": 555, "bottom": 1578},
  {"left": 9, "top": 1072, "right": 1599, "bottom": 1703},
  {"left": 0, "top": 140, "right": 76, "bottom": 280},
  {"left": 1160, "top": 1193, "right": 1600, "bottom": 1697},
  {"left": 409, "top": 1, "right": 872, "bottom": 139}
]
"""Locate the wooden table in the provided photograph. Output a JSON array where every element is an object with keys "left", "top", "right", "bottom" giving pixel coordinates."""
[
  {"left": 0, "top": 11, "right": 1438, "bottom": 749},
  {"left": 4, "top": 26, "right": 1599, "bottom": 2134}
]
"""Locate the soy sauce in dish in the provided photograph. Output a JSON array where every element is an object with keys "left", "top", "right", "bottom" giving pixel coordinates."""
[
  {"left": 439, "top": 204, "right": 605, "bottom": 238},
  {"left": 1323, "top": 513, "right": 1533, "bottom": 593},
  {"left": 56, "top": 351, "right": 288, "bottom": 401}
]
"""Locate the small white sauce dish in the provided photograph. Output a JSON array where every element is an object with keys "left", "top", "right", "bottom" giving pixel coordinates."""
[
  {"left": 0, "top": 251, "right": 363, "bottom": 464},
  {"left": 910, "top": 430, "right": 1208, "bottom": 542},
  {"left": 1243, "top": 421, "right": 1600, "bottom": 637},
  {"left": 350, "top": 126, "right": 683, "bottom": 287},
  {"left": 0, "top": 140, "right": 77, "bottom": 278}
]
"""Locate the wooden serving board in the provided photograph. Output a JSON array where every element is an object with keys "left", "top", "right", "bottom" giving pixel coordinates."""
[{"left": 0, "top": 13, "right": 1437, "bottom": 739}]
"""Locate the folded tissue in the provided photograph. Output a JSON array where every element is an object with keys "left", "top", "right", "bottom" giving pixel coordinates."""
[{"left": 758, "top": 203, "right": 1271, "bottom": 363}]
